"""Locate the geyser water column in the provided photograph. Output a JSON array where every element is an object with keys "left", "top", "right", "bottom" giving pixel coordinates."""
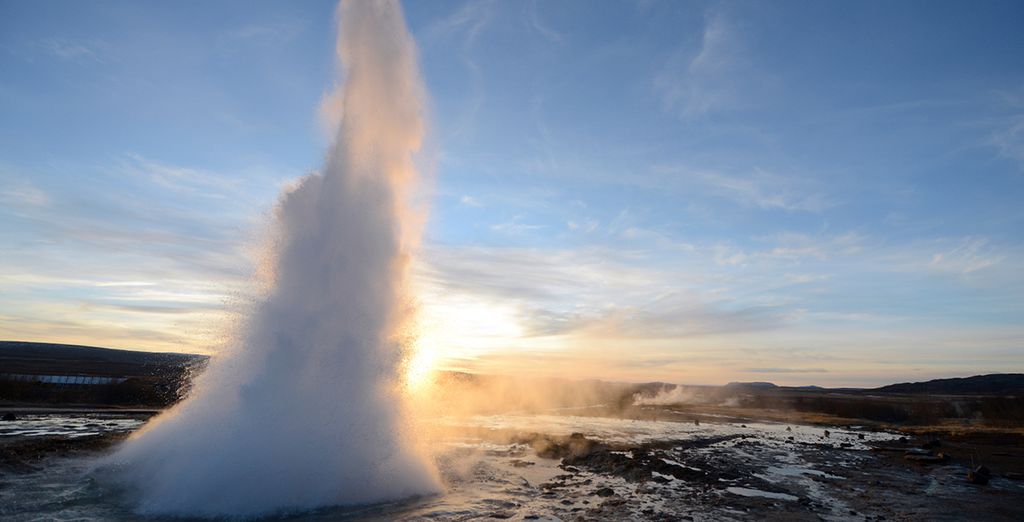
[{"left": 106, "top": 0, "right": 440, "bottom": 516}]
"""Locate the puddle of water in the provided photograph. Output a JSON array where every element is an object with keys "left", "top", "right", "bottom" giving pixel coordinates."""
[
  {"left": 0, "top": 414, "right": 146, "bottom": 438},
  {"left": 726, "top": 486, "right": 799, "bottom": 501}
]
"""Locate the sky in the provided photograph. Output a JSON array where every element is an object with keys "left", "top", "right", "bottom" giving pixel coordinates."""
[{"left": 1, "top": 0, "right": 1022, "bottom": 387}]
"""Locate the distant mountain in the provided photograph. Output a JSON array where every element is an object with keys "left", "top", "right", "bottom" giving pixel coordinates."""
[{"left": 873, "top": 374, "right": 1024, "bottom": 395}]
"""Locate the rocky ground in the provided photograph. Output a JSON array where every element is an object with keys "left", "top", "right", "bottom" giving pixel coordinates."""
[
  {"left": 420, "top": 413, "right": 1024, "bottom": 521},
  {"left": 1, "top": 412, "right": 1022, "bottom": 521}
]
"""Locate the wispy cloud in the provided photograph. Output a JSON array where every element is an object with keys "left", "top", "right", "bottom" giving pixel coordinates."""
[
  {"left": 652, "top": 165, "right": 832, "bottom": 213},
  {"left": 743, "top": 367, "right": 829, "bottom": 374},
  {"left": 654, "top": 9, "right": 743, "bottom": 118},
  {"left": 988, "top": 87, "right": 1024, "bottom": 168},
  {"left": 524, "top": 0, "right": 562, "bottom": 43},
  {"left": 991, "top": 115, "right": 1024, "bottom": 168},
  {"left": 490, "top": 215, "right": 545, "bottom": 235},
  {"left": 220, "top": 21, "right": 304, "bottom": 49},
  {"left": 0, "top": 180, "right": 50, "bottom": 209},
  {"left": 425, "top": 0, "right": 495, "bottom": 43},
  {"left": 927, "top": 237, "right": 1005, "bottom": 275},
  {"left": 33, "top": 38, "right": 110, "bottom": 64},
  {"left": 0, "top": 156, "right": 275, "bottom": 353},
  {"left": 694, "top": 169, "right": 830, "bottom": 212},
  {"left": 459, "top": 194, "right": 483, "bottom": 207},
  {"left": 424, "top": 0, "right": 496, "bottom": 139},
  {"left": 567, "top": 219, "right": 599, "bottom": 233}
]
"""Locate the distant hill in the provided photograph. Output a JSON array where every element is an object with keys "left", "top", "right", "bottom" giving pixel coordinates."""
[
  {"left": 725, "top": 381, "right": 778, "bottom": 390},
  {"left": 0, "top": 341, "right": 206, "bottom": 377},
  {"left": 0, "top": 341, "right": 209, "bottom": 408},
  {"left": 873, "top": 374, "right": 1024, "bottom": 395}
]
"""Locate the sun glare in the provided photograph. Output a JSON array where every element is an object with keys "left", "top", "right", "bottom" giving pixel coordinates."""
[{"left": 404, "top": 337, "right": 438, "bottom": 392}]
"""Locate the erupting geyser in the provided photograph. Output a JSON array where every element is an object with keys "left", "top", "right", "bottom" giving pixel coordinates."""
[{"left": 104, "top": 0, "right": 440, "bottom": 516}]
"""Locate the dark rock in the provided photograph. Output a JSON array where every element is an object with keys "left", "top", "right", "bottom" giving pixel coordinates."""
[
  {"left": 823, "top": 430, "right": 830, "bottom": 438},
  {"left": 1, "top": 413, "right": 16, "bottom": 421},
  {"left": 904, "top": 452, "right": 947, "bottom": 463},
  {"left": 595, "top": 487, "right": 615, "bottom": 497},
  {"left": 968, "top": 466, "right": 991, "bottom": 485},
  {"left": 871, "top": 446, "right": 909, "bottom": 453},
  {"left": 921, "top": 438, "right": 941, "bottom": 449}
]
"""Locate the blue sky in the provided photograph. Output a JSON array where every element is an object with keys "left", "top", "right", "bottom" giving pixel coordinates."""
[{"left": 1, "top": 0, "right": 1022, "bottom": 386}]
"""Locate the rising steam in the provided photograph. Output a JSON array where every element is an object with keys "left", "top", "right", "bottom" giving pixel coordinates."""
[{"left": 104, "top": 1, "right": 440, "bottom": 516}]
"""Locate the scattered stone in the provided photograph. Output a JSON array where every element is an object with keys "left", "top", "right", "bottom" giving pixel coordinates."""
[
  {"left": 1, "top": 412, "right": 16, "bottom": 421},
  {"left": 824, "top": 430, "right": 831, "bottom": 438},
  {"left": 595, "top": 487, "right": 615, "bottom": 497}
]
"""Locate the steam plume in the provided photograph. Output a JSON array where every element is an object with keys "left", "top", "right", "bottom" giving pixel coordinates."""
[{"left": 105, "top": 1, "right": 440, "bottom": 516}]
